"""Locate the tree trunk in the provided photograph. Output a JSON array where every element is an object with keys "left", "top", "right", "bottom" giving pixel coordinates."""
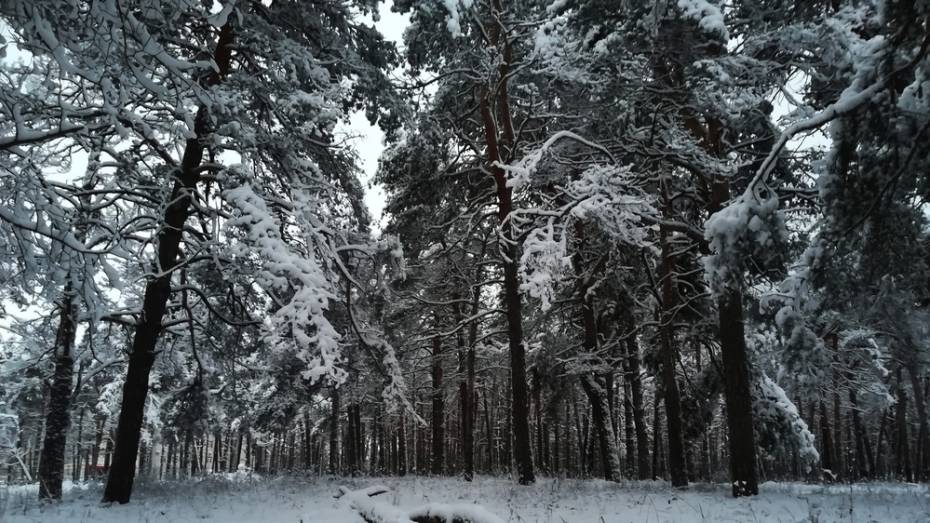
[
  {"left": 462, "top": 345, "right": 476, "bottom": 480},
  {"left": 353, "top": 405, "right": 364, "bottom": 474},
  {"left": 91, "top": 417, "right": 104, "bottom": 472},
  {"left": 849, "top": 388, "right": 869, "bottom": 479},
  {"left": 717, "top": 289, "right": 759, "bottom": 496},
  {"left": 72, "top": 405, "right": 85, "bottom": 482},
  {"left": 624, "top": 337, "right": 651, "bottom": 480},
  {"left": 329, "top": 387, "right": 340, "bottom": 474},
  {"left": 479, "top": 50, "right": 534, "bottom": 482},
  {"left": 658, "top": 217, "right": 688, "bottom": 488},
  {"left": 38, "top": 290, "right": 78, "bottom": 500},
  {"left": 102, "top": 21, "right": 235, "bottom": 504},
  {"left": 399, "top": 414, "right": 408, "bottom": 476},
  {"left": 346, "top": 406, "right": 357, "bottom": 475},
  {"left": 431, "top": 336, "right": 445, "bottom": 475},
  {"left": 580, "top": 377, "right": 621, "bottom": 482},
  {"left": 623, "top": 382, "right": 636, "bottom": 477},
  {"left": 303, "top": 412, "right": 312, "bottom": 470},
  {"left": 232, "top": 431, "right": 243, "bottom": 472},
  {"left": 894, "top": 373, "right": 912, "bottom": 481},
  {"left": 820, "top": 400, "right": 835, "bottom": 478},
  {"left": 652, "top": 399, "right": 663, "bottom": 480},
  {"left": 577, "top": 281, "right": 621, "bottom": 482},
  {"left": 833, "top": 371, "right": 845, "bottom": 481},
  {"left": 906, "top": 365, "right": 930, "bottom": 481}
]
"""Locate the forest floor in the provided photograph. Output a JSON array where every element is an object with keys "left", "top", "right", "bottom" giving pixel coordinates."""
[{"left": 1, "top": 473, "right": 929, "bottom": 522}]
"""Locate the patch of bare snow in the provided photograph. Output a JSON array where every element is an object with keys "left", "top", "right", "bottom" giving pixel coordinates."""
[{"left": 2, "top": 475, "right": 928, "bottom": 522}]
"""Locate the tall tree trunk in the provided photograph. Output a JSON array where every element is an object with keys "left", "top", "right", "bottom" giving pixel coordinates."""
[
  {"left": 717, "top": 289, "right": 759, "bottom": 496},
  {"left": 72, "top": 405, "right": 85, "bottom": 482},
  {"left": 894, "top": 372, "right": 912, "bottom": 481},
  {"left": 478, "top": 12, "right": 534, "bottom": 480},
  {"left": 658, "top": 216, "right": 688, "bottom": 488},
  {"left": 303, "top": 412, "right": 312, "bottom": 470},
  {"left": 38, "top": 289, "right": 78, "bottom": 500},
  {"left": 463, "top": 345, "right": 476, "bottom": 480},
  {"left": 431, "top": 336, "right": 445, "bottom": 475},
  {"left": 91, "top": 416, "right": 104, "bottom": 471},
  {"left": 820, "top": 400, "right": 835, "bottom": 479},
  {"left": 849, "top": 388, "right": 869, "bottom": 479},
  {"left": 398, "top": 414, "right": 407, "bottom": 476},
  {"left": 104, "top": 432, "right": 113, "bottom": 469},
  {"left": 875, "top": 410, "right": 888, "bottom": 477},
  {"left": 832, "top": 370, "right": 845, "bottom": 481},
  {"left": 102, "top": 21, "right": 235, "bottom": 504},
  {"left": 624, "top": 337, "right": 651, "bottom": 480},
  {"left": 345, "top": 406, "right": 357, "bottom": 475},
  {"left": 457, "top": 279, "right": 480, "bottom": 481},
  {"left": 329, "top": 387, "right": 340, "bottom": 474},
  {"left": 652, "top": 399, "right": 663, "bottom": 480},
  {"left": 483, "top": 392, "right": 493, "bottom": 473},
  {"left": 232, "top": 431, "right": 243, "bottom": 472},
  {"left": 580, "top": 377, "right": 621, "bottom": 482},
  {"left": 906, "top": 365, "right": 930, "bottom": 481},
  {"left": 577, "top": 281, "right": 621, "bottom": 482},
  {"left": 244, "top": 432, "right": 251, "bottom": 471},
  {"left": 353, "top": 405, "right": 364, "bottom": 474},
  {"left": 623, "top": 382, "right": 636, "bottom": 477}
]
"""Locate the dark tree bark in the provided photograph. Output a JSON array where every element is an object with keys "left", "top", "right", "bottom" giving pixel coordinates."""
[
  {"left": 623, "top": 382, "right": 636, "bottom": 477},
  {"left": 38, "top": 290, "right": 78, "bottom": 500},
  {"left": 580, "top": 376, "right": 621, "bottom": 482},
  {"left": 717, "top": 289, "right": 759, "bottom": 496},
  {"left": 399, "top": 414, "right": 408, "bottom": 476},
  {"left": 652, "top": 400, "right": 663, "bottom": 480},
  {"left": 894, "top": 373, "right": 912, "bottom": 481},
  {"left": 456, "top": 278, "right": 480, "bottom": 481},
  {"left": 353, "top": 404, "right": 364, "bottom": 474},
  {"left": 232, "top": 431, "right": 243, "bottom": 472},
  {"left": 72, "top": 405, "right": 85, "bottom": 482},
  {"left": 303, "top": 412, "right": 312, "bottom": 470},
  {"left": 533, "top": 370, "right": 545, "bottom": 473},
  {"left": 329, "top": 387, "right": 340, "bottom": 474},
  {"left": 91, "top": 416, "right": 104, "bottom": 472},
  {"left": 462, "top": 344, "right": 476, "bottom": 481},
  {"left": 104, "top": 432, "right": 113, "bottom": 469},
  {"left": 102, "top": 21, "right": 235, "bottom": 504},
  {"left": 483, "top": 392, "right": 493, "bottom": 473},
  {"left": 658, "top": 216, "right": 688, "bottom": 488},
  {"left": 820, "top": 401, "right": 835, "bottom": 478},
  {"left": 477, "top": 3, "right": 534, "bottom": 482},
  {"left": 906, "top": 365, "right": 930, "bottom": 481},
  {"left": 832, "top": 369, "right": 845, "bottom": 481},
  {"left": 431, "top": 336, "right": 445, "bottom": 475},
  {"left": 875, "top": 410, "right": 888, "bottom": 477},
  {"left": 624, "top": 338, "right": 651, "bottom": 480},
  {"left": 849, "top": 388, "right": 870, "bottom": 479},
  {"left": 245, "top": 432, "right": 252, "bottom": 471},
  {"left": 346, "top": 405, "right": 359, "bottom": 475},
  {"left": 576, "top": 275, "right": 621, "bottom": 482}
]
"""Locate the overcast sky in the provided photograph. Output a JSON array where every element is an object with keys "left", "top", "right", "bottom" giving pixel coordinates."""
[{"left": 342, "top": 3, "right": 410, "bottom": 231}]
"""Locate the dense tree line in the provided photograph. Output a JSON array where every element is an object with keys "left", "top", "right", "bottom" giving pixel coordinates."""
[{"left": 0, "top": 0, "right": 928, "bottom": 506}]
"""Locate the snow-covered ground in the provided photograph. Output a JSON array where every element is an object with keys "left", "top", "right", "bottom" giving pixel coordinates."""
[{"left": 2, "top": 475, "right": 928, "bottom": 522}]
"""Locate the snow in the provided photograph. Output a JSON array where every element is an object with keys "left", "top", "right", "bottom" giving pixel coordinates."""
[
  {"left": 703, "top": 192, "right": 786, "bottom": 296},
  {"left": 677, "top": 0, "right": 729, "bottom": 41},
  {"left": 442, "top": 0, "right": 475, "bottom": 37},
  {"left": 3, "top": 476, "right": 929, "bottom": 522},
  {"left": 518, "top": 218, "right": 571, "bottom": 311},
  {"left": 222, "top": 182, "right": 345, "bottom": 386}
]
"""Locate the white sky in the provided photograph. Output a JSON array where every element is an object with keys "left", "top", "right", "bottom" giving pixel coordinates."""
[{"left": 341, "top": 3, "right": 410, "bottom": 231}]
